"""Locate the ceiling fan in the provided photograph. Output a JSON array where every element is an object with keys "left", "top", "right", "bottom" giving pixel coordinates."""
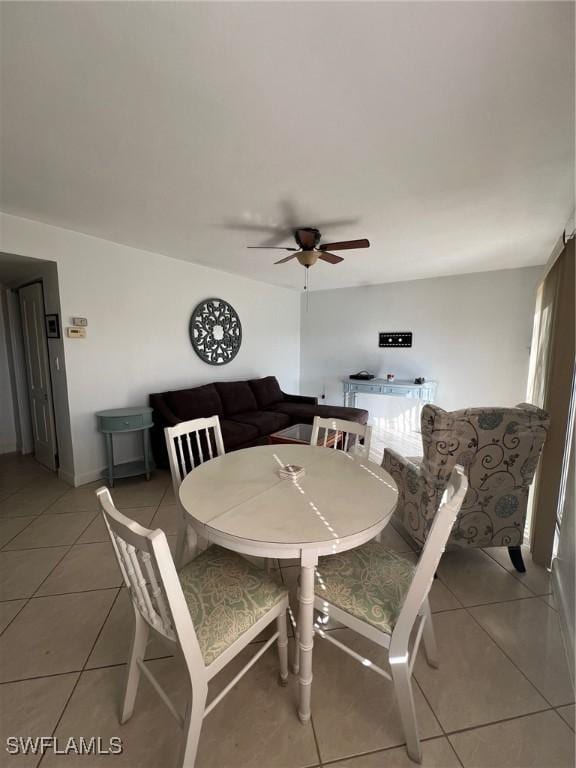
[{"left": 247, "top": 227, "right": 370, "bottom": 268}]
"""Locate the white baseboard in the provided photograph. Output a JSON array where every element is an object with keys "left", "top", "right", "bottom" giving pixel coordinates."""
[
  {"left": 67, "top": 454, "right": 148, "bottom": 487},
  {"left": 58, "top": 467, "right": 77, "bottom": 486}
]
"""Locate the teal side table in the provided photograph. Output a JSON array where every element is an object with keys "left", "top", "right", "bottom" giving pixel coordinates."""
[{"left": 96, "top": 407, "right": 154, "bottom": 487}]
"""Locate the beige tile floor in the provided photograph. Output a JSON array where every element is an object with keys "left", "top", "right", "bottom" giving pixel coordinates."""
[{"left": 0, "top": 451, "right": 574, "bottom": 768}]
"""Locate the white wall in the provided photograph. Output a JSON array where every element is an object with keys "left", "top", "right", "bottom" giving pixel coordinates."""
[
  {"left": 0, "top": 213, "right": 301, "bottom": 485},
  {"left": 0, "top": 288, "right": 18, "bottom": 453},
  {"left": 300, "top": 267, "right": 542, "bottom": 424}
]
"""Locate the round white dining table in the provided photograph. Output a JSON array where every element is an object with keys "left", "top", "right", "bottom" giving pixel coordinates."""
[{"left": 178, "top": 443, "right": 398, "bottom": 723}]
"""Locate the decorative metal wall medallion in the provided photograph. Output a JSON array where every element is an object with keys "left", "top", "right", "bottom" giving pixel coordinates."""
[{"left": 189, "top": 298, "right": 242, "bottom": 365}]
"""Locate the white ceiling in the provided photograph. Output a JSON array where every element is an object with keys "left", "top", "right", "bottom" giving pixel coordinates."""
[{"left": 1, "top": 2, "right": 574, "bottom": 291}]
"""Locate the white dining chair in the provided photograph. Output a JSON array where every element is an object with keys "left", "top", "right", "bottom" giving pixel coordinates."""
[
  {"left": 96, "top": 486, "right": 289, "bottom": 768},
  {"left": 312, "top": 465, "right": 467, "bottom": 763},
  {"left": 165, "top": 416, "right": 225, "bottom": 566},
  {"left": 310, "top": 416, "right": 373, "bottom": 459}
]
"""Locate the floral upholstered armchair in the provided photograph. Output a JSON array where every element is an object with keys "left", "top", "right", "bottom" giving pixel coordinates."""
[{"left": 383, "top": 403, "right": 550, "bottom": 572}]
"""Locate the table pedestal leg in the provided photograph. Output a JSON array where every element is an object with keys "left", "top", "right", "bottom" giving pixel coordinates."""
[{"left": 298, "top": 551, "right": 317, "bottom": 724}]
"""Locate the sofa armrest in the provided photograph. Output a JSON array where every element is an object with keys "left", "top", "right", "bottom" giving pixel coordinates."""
[
  {"left": 282, "top": 392, "right": 319, "bottom": 406},
  {"left": 149, "top": 395, "right": 180, "bottom": 427}
]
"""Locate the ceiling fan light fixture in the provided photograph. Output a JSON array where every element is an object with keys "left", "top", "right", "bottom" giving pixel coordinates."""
[{"left": 297, "top": 250, "right": 319, "bottom": 267}]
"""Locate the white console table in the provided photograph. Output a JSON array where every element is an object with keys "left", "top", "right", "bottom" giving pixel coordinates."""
[{"left": 342, "top": 378, "right": 437, "bottom": 408}]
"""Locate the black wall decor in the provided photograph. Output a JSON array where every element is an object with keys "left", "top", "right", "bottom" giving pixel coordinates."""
[
  {"left": 189, "top": 298, "right": 242, "bottom": 365},
  {"left": 379, "top": 332, "right": 413, "bottom": 348}
]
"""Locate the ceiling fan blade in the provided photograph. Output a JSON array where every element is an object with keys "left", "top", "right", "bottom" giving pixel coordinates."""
[
  {"left": 312, "top": 217, "right": 360, "bottom": 229},
  {"left": 319, "top": 238, "right": 370, "bottom": 251},
  {"left": 247, "top": 246, "right": 299, "bottom": 251},
  {"left": 274, "top": 253, "right": 299, "bottom": 265},
  {"left": 319, "top": 252, "right": 344, "bottom": 264}
]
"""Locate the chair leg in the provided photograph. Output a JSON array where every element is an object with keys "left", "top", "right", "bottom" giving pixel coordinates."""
[
  {"left": 174, "top": 513, "right": 188, "bottom": 568},
  {"left": 121, "top": 610, "right": 150, "bottom": 724},
  {"left": 277, "top": 610, "right": 289, "bottom": 685},
  {"left": 391, "top": 660, "right": 422, "bottom": 764},
  {"left": 508, "top": 546, "right": 526, "bottom": 573},
  {"left": 178, "top": 683, "right": 208, "bottom": 768},
  {"left": 292, "top": 621, "right": 300, "bottom": 675},
  {"left": 421, "top": 599, "right": 439, "bottom": 669},
  {"left": 292, "top": 587, "right": 300, "bottom": 674}
]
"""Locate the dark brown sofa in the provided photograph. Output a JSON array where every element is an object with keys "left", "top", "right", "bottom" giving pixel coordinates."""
[{"left": 149, "top": 376, "right": 368, "bottom": 467}]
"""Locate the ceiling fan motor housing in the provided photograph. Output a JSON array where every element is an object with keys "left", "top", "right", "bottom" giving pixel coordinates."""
[{"left": 295, "top": 227, "right": 321, "bottom": 250}]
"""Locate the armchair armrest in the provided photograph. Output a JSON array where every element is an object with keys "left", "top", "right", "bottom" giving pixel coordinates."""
[
  {"left": 383, "top": 448, "right": 429, "bottom": 547},
  {"left": 383, "top": 448, "right": 426, "bottom": 506},
  {"left": 383, "top": 447, "right": 422, "bottom": 475},
  {"left": 282, "top": 392, "right": 319, "bottom": 405}
]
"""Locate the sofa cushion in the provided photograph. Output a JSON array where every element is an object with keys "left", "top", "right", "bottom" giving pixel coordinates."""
[
  {"left": 166, "top": 384, "right": 223, "bottom": 421},
  {"left": 229, "top": 410, "right": 290, "bottom": 437},
  {"left": 215, "top": 381, "right": 258, "bottom": 416},
  {"left": 249, "top": 376, "right": 284, "bottom": 409},
  {"left": 269, "top": 402, "right": 369, "bottom": 426},
  {"left": 220, "top": 419, "right": 259, "bottom": 451}
]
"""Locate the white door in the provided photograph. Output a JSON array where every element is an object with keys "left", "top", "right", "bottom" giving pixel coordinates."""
[{"left": 18, "top": 283, "right": 58, "bottom": 470}]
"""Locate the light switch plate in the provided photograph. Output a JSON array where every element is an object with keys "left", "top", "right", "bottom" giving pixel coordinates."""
[
  {"left": 71, "top": 317, "right": 88, "bottom": 326},
  {"left": 67, "top": 327, "right": 86, "bottom": 338}
]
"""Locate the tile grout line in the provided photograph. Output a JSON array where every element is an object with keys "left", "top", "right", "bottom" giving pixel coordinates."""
[
  {"left": 413, "top": 673, "right": 448, "bottom": 736},
  {"left": 4, "top": 462, "right": 569, "bottom": 764},
  {"left": 36, "top": 482, "right": 169, "bottom": 766},
  {"left": 36, "top": 585, "right": 123, "bottom": 768},
  {"left": 463, "top": 604, "right": 564, "bottom": 711},
  {"left": 0, "top": 518, "right": 94, "bottom": 638},
  {"left": 481, "top": 546, "right": 552, "bottom": 598},
  {"left": 552, "top": 706, "right": 576, "bottom": 733},
  {"left": 444, "top": 704, "right": 559, "bottom": 738},
  {"left": 0, "top": 476, "right": 70, "bottom": 518},
  {"left": 0, "top": 481, "right": 167, "bottom": 636},
  {"left": 0, "top": 514, "right": 45, "bottom": 550},
  {"left": 309, "top": 715, "right": 324, "bottom": 767},
  {"left": 446, "top": 593, "right": 551, "bottom": 610},
  {"left": 0, "top": 654, "right": 176, "bottom": 686},
  {"left": 319, "top": 733, "right": 462, "bottom": 767}
]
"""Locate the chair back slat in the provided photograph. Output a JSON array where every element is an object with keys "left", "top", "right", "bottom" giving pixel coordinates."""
[
  {"left": 390, "top": 466, "right": 467, "bottom": 657},
  {"left": 165, "top": 416, "right": 225, "bottom": 497},
  {"left": 311, "top": 416, "right": 372, "bottom": 459},
  {"left": 183, "top": 433, "right": 194, "bottom": 474},
  {"left": 96, "top": 486, "right": 204, "bottom": 666},
  {"left": 140, "top": 551, "right": 174, "bottom": 632},
  {"left": 194, "top": 430, "right": 204, "bottom": 465}
]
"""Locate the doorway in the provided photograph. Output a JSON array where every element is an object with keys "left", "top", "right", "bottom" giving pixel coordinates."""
[
  {"left": 18, "top": 282, "right": 58, "bottom": 470},
  {"left": 0, "top": 252, "right": 73, "bottom": 481}
]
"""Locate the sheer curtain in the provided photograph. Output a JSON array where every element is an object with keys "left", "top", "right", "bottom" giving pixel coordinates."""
[{"left": 527, "top": 236, "right": 575, "bottom": 567}]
